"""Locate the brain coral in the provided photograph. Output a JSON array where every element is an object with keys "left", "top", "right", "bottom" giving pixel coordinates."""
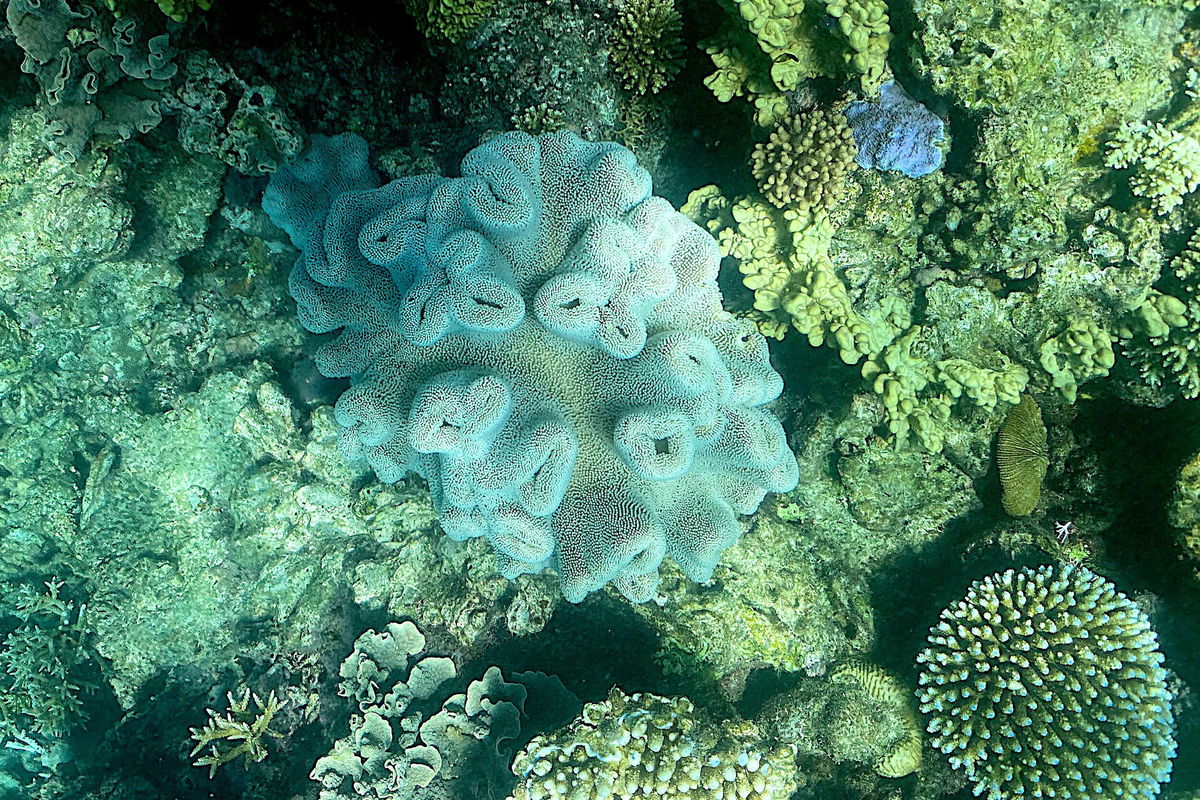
[
  {"left": 263, "top": 131, "right": 798, "bottom": 603},
  {"left": 917, "top": 564, "right": 1176, "bottom": 800}
]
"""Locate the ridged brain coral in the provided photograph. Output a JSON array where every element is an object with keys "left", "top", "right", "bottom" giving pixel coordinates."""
[
  {"left": 917, "top": 565, "right": 1176, "bottom": 800},
  {"left": 263, "top": 131, "right": 798, "bottom": 603}
]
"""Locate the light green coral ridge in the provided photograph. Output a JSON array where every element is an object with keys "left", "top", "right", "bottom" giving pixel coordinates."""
[
  {"left": 510, "top": 688, "right": 799, "bottom": 800},
  {"left": 917, "top": 564, "right": 1177, "bottom": 800}
]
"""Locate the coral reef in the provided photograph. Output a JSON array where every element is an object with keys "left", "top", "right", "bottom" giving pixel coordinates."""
[
  {"left": 263, "top": 130, "right": 798, "bottom": 603},
  {"left": 917, "top": 565, "right": 1176, "bottom": 800},
  {"left": 845, "top": 81, "right": 945, "bottom": 178},
  {"left": 510, "top": 688, "right": 798, "bottom": 800},
  {"left": 996, "top": 395, "right": 1048, "bottom": 517}
]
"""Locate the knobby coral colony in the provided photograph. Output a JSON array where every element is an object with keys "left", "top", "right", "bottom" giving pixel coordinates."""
[
  {"left": 917, "top": 565, "right": 1176, "bottom": 800},
  {"left": 264, "top": 131, "right": 798, "bottom": 603}
]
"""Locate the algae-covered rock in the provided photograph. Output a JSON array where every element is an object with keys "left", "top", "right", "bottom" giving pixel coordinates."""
[
  {"left": 759, "top": 660, "right": 921, "bottom": 778},
  {"left": 632, "top": 505, "right": 874, "bottom": 684}
]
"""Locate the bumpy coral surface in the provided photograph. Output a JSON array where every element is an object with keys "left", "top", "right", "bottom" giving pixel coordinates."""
[
  {"left": 917, "top": 565, "right": 1176, "bottom": 800},
  {"left": 751, "top": 108, "right": 857, "bottom": 211},
  {"left": 510, "top": 688, "right": 798, "bottom": 800},
  {"left": 263, "top": 131, "right": 797, "bottom": 603},
  {"left": 845, "top": 81, "right": 944, "bottom": 178}
]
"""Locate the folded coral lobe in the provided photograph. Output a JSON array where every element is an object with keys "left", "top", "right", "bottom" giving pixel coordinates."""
[{"left": 264, "top": 129, "right": 799, "bottom": 602}]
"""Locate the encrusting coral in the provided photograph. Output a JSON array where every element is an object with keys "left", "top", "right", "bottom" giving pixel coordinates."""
[
  {"left": 917, "top": 565, "right": 1176, "bottom": 800},
  {"left": 263, "top": 131, "right": 798, "bottom": 603},
  {"left": 509, "top": 688, "right": 799, "bottom": 800}
]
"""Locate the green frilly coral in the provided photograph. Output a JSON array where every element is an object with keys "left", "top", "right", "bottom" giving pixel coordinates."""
[
  {"left": 917, "top": 565, "right": 1176, "bottom": 800},
  {"left": 1124, "top": 232, "right": 1200, "bottom": 399},
  {"left": 403, "top": 0, "right": 493, "bottom": 42}
]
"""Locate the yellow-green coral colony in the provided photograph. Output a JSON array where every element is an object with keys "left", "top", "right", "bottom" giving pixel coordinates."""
[
  {"left": 996, "top": 394, "right": 1048, "bottom": 516},
  {"left": 917, "top": 565, "right": 1176, "bottom": 800}
]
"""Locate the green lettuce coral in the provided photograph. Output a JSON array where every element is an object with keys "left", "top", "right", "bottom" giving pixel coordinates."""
[{"left": 917, "top": 565, "right": 1176, "bottom": 800}]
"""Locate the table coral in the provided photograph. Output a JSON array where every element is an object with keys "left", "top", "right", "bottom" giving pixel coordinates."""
[
  {"left": 264, "top": 131, "right": 798, "bottom": 603},
  {"left": 917, "top": 565, "right": 1176, "bottom": 800}
]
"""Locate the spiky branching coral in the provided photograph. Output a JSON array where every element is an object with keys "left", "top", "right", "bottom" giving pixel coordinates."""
[
  {"left": 917, "top": 565, "right": 1176, "bottom": 800},
  {"left": 610, "top": 0, "right": 683, "bottom": 95}
]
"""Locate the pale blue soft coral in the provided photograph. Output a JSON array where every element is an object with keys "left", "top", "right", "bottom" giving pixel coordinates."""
[
  {"left": 917, "top": 564, "right": 1176, "bottom": 800},
  {"left": 845, "top": 81, "right": 945, "bottom": 178},
  {"left": 263, "top": 131, "right": 798, "bottom": 603}
]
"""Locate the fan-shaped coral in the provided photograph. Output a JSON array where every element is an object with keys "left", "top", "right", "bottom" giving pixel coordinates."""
[{"left": 917, "top": 565, "right": 1176, "bottom": 800}]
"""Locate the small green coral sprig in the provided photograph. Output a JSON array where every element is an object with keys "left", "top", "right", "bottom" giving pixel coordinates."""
[
  {"left": 918, "top": 565, "right": 1176, "bottom": 800},
  {"left": 189, "top": 688, "right": 286, "bottom": 778},
  {"left": 1106, "top": 121, "right": 1200, "bottom": 216}
]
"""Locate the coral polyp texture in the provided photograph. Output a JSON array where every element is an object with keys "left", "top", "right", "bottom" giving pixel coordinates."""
[
  {"left": 509, "top": 688, "right": 798, "bottom": 800},
  {"left": 263, "top": 131, "right": 798, "bottom": 603},
  {"left": 916, "top": 565, "right": 1176, "bottom": 800}
]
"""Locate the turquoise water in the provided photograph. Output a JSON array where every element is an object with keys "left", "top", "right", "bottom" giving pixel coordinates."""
[{"left": 1, "top": 0, "right": 1198, "bottom": 798}]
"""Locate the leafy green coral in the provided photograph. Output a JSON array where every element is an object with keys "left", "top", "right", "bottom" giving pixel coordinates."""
[
  {"left": 701, "top": 0, "right": 842, "bottom": 126},
  {"left": 1124, "top": 232, "right": 1200, "bottom": 399},
  {"left": 609, "top": 0, "right": 683, "bottom": 95},
  {"left": 402, "top": 0, "right": 493, "bottom": 42},
  {"left": 103, "top": 0, "right": 212, "bottom": 22},
  {"left": 917, "top": 565, "right": 1176, "bottom": 800}
]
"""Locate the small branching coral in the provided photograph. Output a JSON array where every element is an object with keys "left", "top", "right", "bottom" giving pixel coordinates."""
[
  {"left": 189, "top": 688, "right": 286, "bottom": 777},
  {"left": 917, "top": 565, "right": 1176, "bottom": 800},
  {"left": 610, "top": 0, "right": 683, "bottom": 96},
  {"left": 0, "top": 578, "right": 92, "bottom": 740}
]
